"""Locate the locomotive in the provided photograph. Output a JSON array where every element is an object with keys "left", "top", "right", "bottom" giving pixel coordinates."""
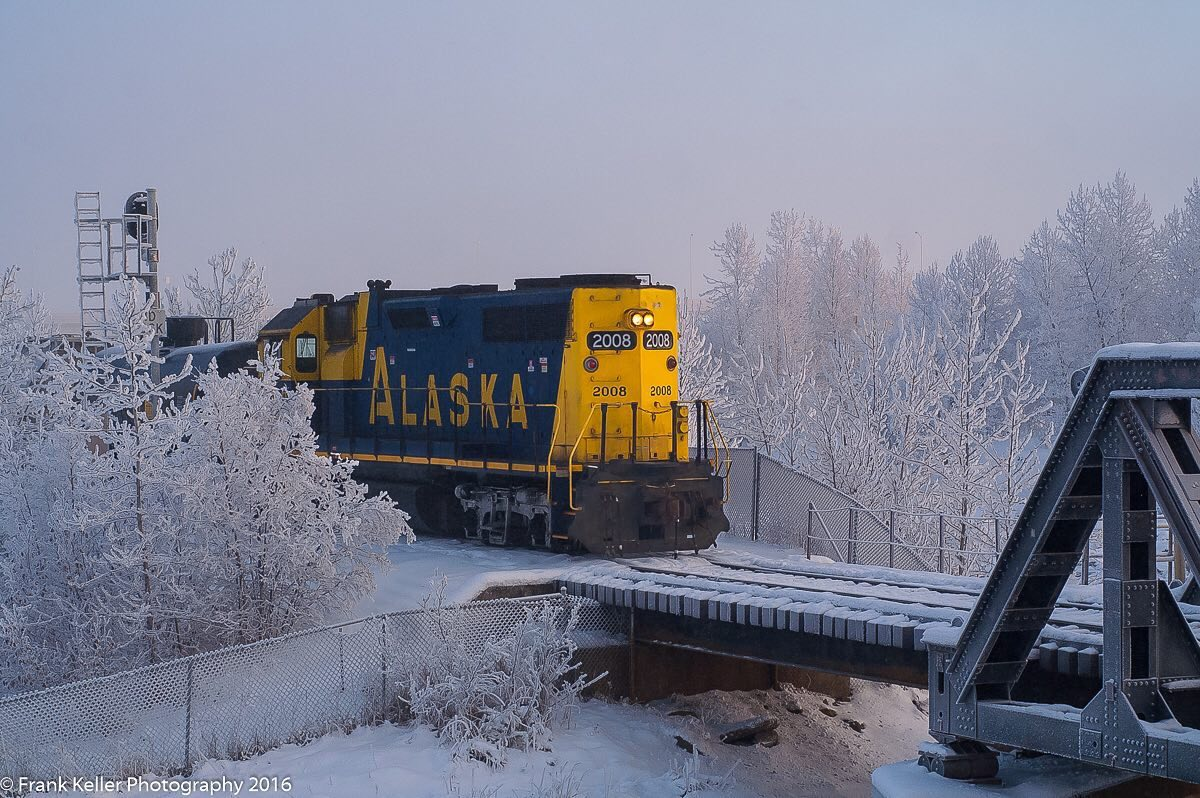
[{"left": 254, "top": 274, "right": 729, "bottom": 555}]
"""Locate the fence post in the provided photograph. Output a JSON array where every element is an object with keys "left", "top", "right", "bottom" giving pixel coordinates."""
[
  {"left": 806, "top": 503, "right": 813, "bottom": 559},
  {"left": 182, "top": 658, "right": 194, "bottom": 774},
  {"left": 888, "top": 510, "right": 896, "bottom": 569},
  {"left": 559, "top": 585, "right": 572, "bottom": 632},
  {"left": 629, "top": 607, "right": 638, "bottom": 701},
  {"left": 380, "top": 619, "right": 389, "bottom": 719},
  {"left": 1082, "top": 546, "right": 1090, "bottom": 586},
  {"left": 938, "top": 514, "right": 946, "bottom": 574},
  {"left": 994, "top": 518, "right": 1001, "bottom": 553},
  {"left": 750, "top": 450, "right": 762, "bottom": 541},
  {"left": 848, "top": 508, "right": 857, "bottom": 565},
  {"left": 338, "top": 634, "right": 346, "bottom": 693}
]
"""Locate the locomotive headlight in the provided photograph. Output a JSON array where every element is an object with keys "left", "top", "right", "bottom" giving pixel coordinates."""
[
  {"left": 626, "top": 308, "right": 653, "bottom": 327},
  {"left": 583, "top": 356, "right": 599, "bottom": 373}
]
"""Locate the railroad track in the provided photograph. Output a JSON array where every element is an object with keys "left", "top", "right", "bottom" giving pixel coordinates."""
[{"left": 558, "top": 551, "right": 1200, "bottom": 679}]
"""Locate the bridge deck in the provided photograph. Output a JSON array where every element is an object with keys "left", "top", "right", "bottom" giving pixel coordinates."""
[{"left": 558, "top": 549, "right": 1200, "bottom": 683}]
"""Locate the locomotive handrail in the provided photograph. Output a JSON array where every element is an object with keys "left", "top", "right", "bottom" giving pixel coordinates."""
[
  {"left": 680, "top": 397, "right": 731, "bottom": 489},
  {"left": 544, "top": 402, "right": 560, "bottom": 503},
  {"left": 567, "top": 404, "right": 600, "bottom": 511},
  {"left": 700, "top": 399, "right": 732, "bottom": 501}
]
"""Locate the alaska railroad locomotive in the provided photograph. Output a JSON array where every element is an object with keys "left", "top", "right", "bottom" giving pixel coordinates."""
[{"left": 252, "top": 274, "right": 729, "bottom": 555}]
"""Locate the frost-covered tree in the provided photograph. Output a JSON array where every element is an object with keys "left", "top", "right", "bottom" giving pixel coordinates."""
[
  {"left": 911, "top": 237, "right": 1017, "bottom": 362},
  {"left": 173, "top": 246, "right": 271, "bottom": 340},
  {"left": 1161, "top": 179, "right": 1200, "bottom": 337},
  {"left": 0, "top": 277, "right": 194, "bottom": 681},
  {"left": 677, "top": 295, "right": 732, "bottom": 454},
  {"left": 0, "top": 266, "right": 50, "bottom": 388},
  {"left": 181, "top": 352, "right": 412, "bottom": 644},
  {"left": 0, "top": 277, "right": 409, "bottom": 689},
  {"left": 897, "top": 238, "right": 1054, "bottom": 564},
  {"left": 927, "top": 291, "right": 1015, "bottom": 521},
  {"left": 1057, "top": 174, "right": 1160, "bottom": 352},
  {"left": 804, "top": 222, "right": 853, "bottom": 365},
  {"left": 691, "top": 179, "right": 1200, "bottom": 558},
  {"left": 1011, "top": 172, "right": 1174, "bottom": 420},
  {"left": 805, "top": 335, "right": 889, "bottom": 496},
  {"left": 759, "top": 209, "right": 810, "bottom": 370},
  {"left": 878, "top": 330, "right": 943, "bottom": 511},
  {"left": 704, "top": 222, "right": 813, "bottom": 460},
  {"left": 703, "top": 223, "right": 760, "bottom": 352},
  {"left": 985, "top": 344, "right": 1052, "bottom": 518},
  {"left": 1014, "top": 221, "right": 1074, "bottom": 419}
]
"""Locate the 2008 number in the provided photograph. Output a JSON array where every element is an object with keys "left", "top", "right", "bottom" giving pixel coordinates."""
[
  {"left": 593, "top": 386, "right": 627, "bottom": 397},
  {"left": 587, "top": 331, "right": 635, "bottom": 350},
  {"left": 643, "top": 331, "right": 674, "bottom": 350},
  {"left": 650, "top": 385, "right": 672, "bottom": 396}
]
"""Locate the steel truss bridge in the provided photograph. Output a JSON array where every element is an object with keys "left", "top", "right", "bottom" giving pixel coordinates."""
[{"left": 560, "top": 344, "right": 1200, "bottom": 786}]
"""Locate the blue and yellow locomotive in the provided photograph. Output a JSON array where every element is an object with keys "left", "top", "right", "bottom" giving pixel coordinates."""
[{"left": 256, "top": 274, "right": 728, "bottom": 555}]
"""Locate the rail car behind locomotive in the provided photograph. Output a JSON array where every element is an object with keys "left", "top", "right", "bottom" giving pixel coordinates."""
[{"left": 256, "top": 274, "right": 729, "bottom": 554}]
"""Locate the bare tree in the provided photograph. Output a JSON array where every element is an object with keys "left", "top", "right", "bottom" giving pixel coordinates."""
[{"left": 175, "top": 247, "right": 271, "bottom": 340}]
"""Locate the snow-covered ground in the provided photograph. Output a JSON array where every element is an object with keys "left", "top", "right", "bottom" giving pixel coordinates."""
[
  {"left": 344, "top": 537, "right": 581, "bottom": 619},
  {"left": 344, "top": 531, "right": 801, "bottom": 619},
  {"left": 76, "top": 535, "right": 929, "bottom": 798},
  {"left": 108, "top": 680, "right": 927, "bottom": 798}
]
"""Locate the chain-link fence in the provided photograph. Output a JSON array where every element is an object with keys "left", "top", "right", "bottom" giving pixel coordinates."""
[
  {"left": 0, "top": 594, "right": 624, "bottom": 781},
  {"left": 722, "top": 448, "right": 1015, "bottom": 574},
  {"left": 806, "top": 506, "right": 1013, "bottom": 576}
]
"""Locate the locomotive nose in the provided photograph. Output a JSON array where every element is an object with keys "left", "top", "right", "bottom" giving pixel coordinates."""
[{"left": 568, "top": 459, "right": 728, "bottom": 556}]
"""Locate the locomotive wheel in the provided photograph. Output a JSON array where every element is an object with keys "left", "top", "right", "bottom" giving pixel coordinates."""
[{"left": 528, "top": 515, "right": 548, "bottom": 548}]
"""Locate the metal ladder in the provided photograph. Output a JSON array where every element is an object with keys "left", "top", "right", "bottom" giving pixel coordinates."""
[
  {"left": 74, "top": 189, "right": 161, "bottom": 347},
  {"left": 75, "top": 192, "right": 106, "bottom": 344}
]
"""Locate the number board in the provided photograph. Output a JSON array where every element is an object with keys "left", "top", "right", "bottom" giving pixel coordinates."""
[
  {"left": 642, "top": 330, "right": 674, "bottom": 350},
  {"left": 586, "top": 331, "right": 636, "bottom": 350}
]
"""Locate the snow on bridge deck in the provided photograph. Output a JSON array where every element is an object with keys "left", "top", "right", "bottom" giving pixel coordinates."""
[{"left": 557, "top": 550, "right": 1200, "bottom": 681}]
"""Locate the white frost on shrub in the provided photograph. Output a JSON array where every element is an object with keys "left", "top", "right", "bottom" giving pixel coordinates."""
[{"left": 399, "top": 580, "right": 593, "bottom": 767}]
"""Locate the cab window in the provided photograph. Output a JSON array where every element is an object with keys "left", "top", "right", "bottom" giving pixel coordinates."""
[{"left": 295, "top": 333, "right": 318, "bottom": 373}]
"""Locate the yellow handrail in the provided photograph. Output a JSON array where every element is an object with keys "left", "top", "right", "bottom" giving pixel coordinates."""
[
  {"left": 700, "top": 399, "right": 733, "bottom": 502},
  {"left": 567, "top": 404, "right": 599, "bottom": 511},
  {"left": 544, "top": 402, "right": 560, "bottom": 501}
]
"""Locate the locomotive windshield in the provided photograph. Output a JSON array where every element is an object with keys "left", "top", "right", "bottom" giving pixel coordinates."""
[{"left": 294, "top": 333, "right": 317, "bottom": 372}]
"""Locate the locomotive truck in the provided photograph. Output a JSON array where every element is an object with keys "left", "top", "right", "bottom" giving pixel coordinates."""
[{"left": 253, "top": 274, "right": 729, "bottom": 555}]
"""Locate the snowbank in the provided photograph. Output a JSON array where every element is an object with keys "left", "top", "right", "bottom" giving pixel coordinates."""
[
  {"left": 344, "top": 538, "right": 579, "bottom": 619},
  {"left": 104, "top": 680, "right": 931, "bottom": 798}
]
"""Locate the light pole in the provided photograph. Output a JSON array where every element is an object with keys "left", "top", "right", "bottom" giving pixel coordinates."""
[
  {"left": 688, "top": 232, "right": 694, "bottom": 302},
  {"left": 914, "top": 231, "right": 924, "bottom": 272}
]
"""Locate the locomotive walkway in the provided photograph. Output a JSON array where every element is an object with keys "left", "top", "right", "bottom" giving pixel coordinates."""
[{"left": 557, "top": 550, "right": 1173, "bottom": 686}]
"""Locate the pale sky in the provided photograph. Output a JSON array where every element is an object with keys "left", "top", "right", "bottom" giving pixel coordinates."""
[{"left": 2, "top": 1, "right": 1198, "bottom": 321}]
